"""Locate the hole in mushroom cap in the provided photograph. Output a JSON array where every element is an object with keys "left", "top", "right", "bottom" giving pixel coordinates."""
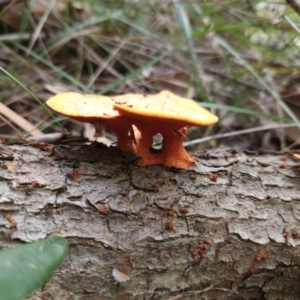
[{"left": 151, "top": 133, "right": 163, "bottom": 152}]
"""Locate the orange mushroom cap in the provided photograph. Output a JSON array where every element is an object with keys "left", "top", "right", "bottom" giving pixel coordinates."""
[
  {"left": 47, "top": 92, "right": 120, "bottom": 125},
  {"left": 113, "top": 90, "right": 218, "bottom": 132},
  {"left": 46, "top": 92, "right": 136, "bottom": 152}
]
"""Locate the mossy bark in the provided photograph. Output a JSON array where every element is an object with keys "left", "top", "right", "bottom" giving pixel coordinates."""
[{"left": 0, "top": 143, "right": 300, "bottom": 300}]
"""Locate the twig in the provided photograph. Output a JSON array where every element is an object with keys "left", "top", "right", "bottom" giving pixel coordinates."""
[
  {"left": 166, "top": 285, "right": 213, "bottom": 300},
  {"left": 183, "top": 123, "right": 298, "bottom": 147},
  {"left": 166, "top": 285, "right": 234, "bottom": 300},
  {"left": 286, "top": 0, "right": 300, "bottom": 16},
  {"left": 0, "top": 103, "right": 42, "bottom": 136},
  {"left": 0, "top": 0, "right": 17, "bottom": 17}
]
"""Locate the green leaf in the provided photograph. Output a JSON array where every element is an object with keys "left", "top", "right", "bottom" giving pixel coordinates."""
[{"left": 0, "top": 236, "right": 69, "bottom": 300}]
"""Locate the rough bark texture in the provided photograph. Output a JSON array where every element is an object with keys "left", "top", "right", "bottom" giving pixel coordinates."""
[{"left": 0, "top": 143, "right": 300, "bottom": 300}]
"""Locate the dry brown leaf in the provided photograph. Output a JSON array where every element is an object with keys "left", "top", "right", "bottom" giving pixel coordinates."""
[
  {"left": 293, "top": 153, "right": 300, "bottom": 160},
  {"left": 18, "top": 134, "right": 53, "bottom": 153}
]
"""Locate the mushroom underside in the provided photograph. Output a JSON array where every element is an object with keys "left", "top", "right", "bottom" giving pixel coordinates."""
[{"left": 120, "top": 125, "right": 196, "bottom": 168}]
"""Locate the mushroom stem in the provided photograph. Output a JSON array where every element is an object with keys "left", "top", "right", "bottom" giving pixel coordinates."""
[
  {"left": 113, "top": 126, "right": 138, "bottom": 154},
  {"left": 130, "top": 126, "right": 195, "bottom": 168},
  {"left": 134, "top": 127, "right": 165, "bottom": 166},
  {"left": 161, "top": 128, "right": 196, "bottom": 168}
]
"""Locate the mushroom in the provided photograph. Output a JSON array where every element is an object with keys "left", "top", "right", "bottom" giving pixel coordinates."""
[
  {"left": 46, "top": 91, "right": 218, "bottom": 169},
  {"left": 113, "top": 90, "right": 218, "bottom": 168},
  {"left": 46, "top": 92, "right": 137, "bottom": 153}
]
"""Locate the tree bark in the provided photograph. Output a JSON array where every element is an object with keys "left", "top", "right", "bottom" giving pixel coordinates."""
[{"left": 1, "top": 143, "right": 300, "bottom": 300}]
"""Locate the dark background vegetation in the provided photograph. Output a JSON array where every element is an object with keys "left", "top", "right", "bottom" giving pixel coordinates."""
[{"left": 1, "top": 0, "right": 300, "bottom": 152}]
